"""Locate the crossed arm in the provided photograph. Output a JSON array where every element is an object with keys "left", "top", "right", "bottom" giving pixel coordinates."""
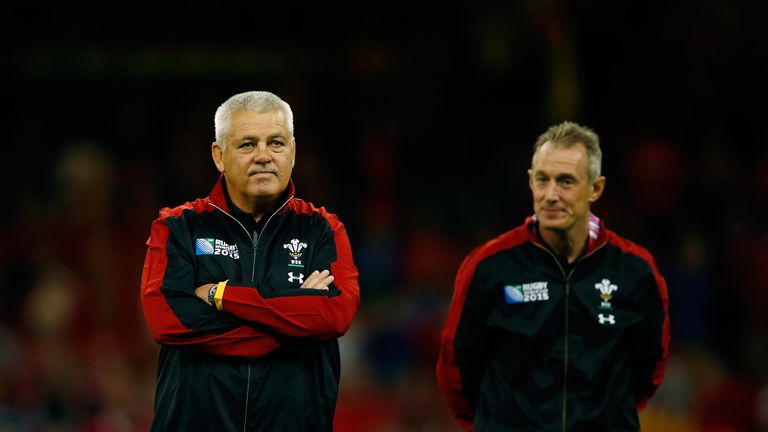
[
  {"left": 194, "top": 269, "right": 334, "bottom": 302},
  {"left": 141, "top": 212, "right": 360, "bottom": 359}
]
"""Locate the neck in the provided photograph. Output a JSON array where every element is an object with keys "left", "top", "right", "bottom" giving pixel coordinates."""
[
  {"left": 539, "top": 219, "right": 589, "bottom": 264},
  {"left": 233, "top": 195, "right": 279, "bottom": 222},
  {"left": 224, "top": 184, "right": 280, "bottom": 223},
  {"left": 250, "top": 201, "right": 276, "bottom": 223}
]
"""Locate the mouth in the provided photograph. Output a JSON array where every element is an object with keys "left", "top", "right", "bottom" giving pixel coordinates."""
[
  {"left": 541, "top": 208, "right": 565, "bottom": 216},
  {"left": 249, "top": 171, "right": 276, "bottom": 176}
]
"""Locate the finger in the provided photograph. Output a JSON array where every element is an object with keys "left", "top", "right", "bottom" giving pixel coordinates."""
[
  {"left": 300, "top": 270, "right": 322, "bottom": 288},
  {"left": 307, "top": 270, "right": 329, "bottom": 285},
  {"left": 301, "top": 271, "right": 332, "bottom": 289},
  {"left": 312, "top": 275, "right": 334, "bottom": 291},
  {"left": 319, "top": 275, "right": 334, "bottom": 290}
]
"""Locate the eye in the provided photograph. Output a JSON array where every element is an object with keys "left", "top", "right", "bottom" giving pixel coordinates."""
[
  {"left": 559, "top": 177, "right": 575, "bottom": 187},
  {"left": 269, "top": 139, "right": 287, "bottom": 151},
  {"left": 238, "top": 141, "right": 254, "bottom": 149}
]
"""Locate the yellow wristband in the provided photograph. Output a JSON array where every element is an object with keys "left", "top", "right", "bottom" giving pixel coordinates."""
[{"left": 214, "top": 280, "right": 227, "bottom": 311}]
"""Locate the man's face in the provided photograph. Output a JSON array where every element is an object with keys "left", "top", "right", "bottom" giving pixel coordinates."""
[
  {"left": 528, "top": 141, "right": 605, "bottom": 234},
  {"left": 212, "top": 110, "right": 295, "bottom": 212}
]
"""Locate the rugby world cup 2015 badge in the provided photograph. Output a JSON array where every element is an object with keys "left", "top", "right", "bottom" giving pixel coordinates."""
[
  {"left": 195, "top": 238, "right": 240, "bottom": 259},
  {"left": 504, "top": 281, "right": 549, "bottom": 304}
]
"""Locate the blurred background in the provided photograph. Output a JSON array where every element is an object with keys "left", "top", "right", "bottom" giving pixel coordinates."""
[{"left": 3, "top": 1, "right": 768, "bottom": 431}]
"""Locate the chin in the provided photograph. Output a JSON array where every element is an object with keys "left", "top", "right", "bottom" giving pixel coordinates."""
[
  {"left": 250, "top": 189, "right": 280, "bottom": 200},
  {"left": 538, "top": 216, "right": 569, "bottom": 231},
  {"left": 248, "top": 181, "right": 278, "bottom": 193},
  {"left": 540, "top": 223, "right": 566, "bottom": 232}
]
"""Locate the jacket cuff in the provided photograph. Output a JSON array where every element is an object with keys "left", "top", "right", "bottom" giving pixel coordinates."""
[{"left": 214, "top": 280, "right": 228, "bottom": 311}]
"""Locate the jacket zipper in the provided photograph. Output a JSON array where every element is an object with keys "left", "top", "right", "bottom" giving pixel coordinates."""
[
  {"left": 208, "top": 197, "right": 293, "bottom": 279},
  {"left": 530, "top": 244, "right": 571, "bottom": 432},
  {"left": 208, "top": 196, "right": 294, "bottom": 432},
  {"left": 251, "top": 232, "right": 258, "bottom": 280},
  {"left": 533, "top": 241, "right": 607, "bottom": 432},
  {"left": 242, "top": 365, "right": 251, "bottom": 432},
  {"left": 249, "top": 202, "right": 290, "bottom": 280}
]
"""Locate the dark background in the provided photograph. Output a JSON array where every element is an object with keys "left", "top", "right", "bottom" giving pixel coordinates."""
[{"left": 3, "top": 1, "right": 767, "bottom": 430}]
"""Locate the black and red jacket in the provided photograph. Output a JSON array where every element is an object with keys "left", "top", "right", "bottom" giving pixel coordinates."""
[
  {"left": 436, "top": 214, "right": 669, "bottom": 432},
  {"left": 141, "top": 176, "right": 359, "bottom": 432}
]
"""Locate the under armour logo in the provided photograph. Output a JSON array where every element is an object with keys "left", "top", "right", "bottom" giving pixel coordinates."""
[
  {"left": 598, "top": 314, "right": 616, "bottom": 325},
  {"left": 288, "top": 272, "right": 304, "bottom": 284}
]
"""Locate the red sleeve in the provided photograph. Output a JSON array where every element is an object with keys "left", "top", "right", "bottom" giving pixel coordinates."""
[
  {"left": 636, "top": 252, "right": 671, "bottom": 411},
  {"left": 141, "top": 209, "right": 281, "bottom": 359},
  {"left": 608, "top": 233, "right": 670, "bottom": 411},
  {"left": 219, "top": 211, "right": 360, "bottom": 339},
  {"left": 436, "top": 252, "right": 480, "bottom": 431},
  {"left": 437, "top": 228, "right": 529, "bottom": 431}
]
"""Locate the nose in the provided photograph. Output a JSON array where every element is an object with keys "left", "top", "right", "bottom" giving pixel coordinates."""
[
  {"left": 543, "top": 181, "right": 559, "bottom": 202},
  {"left": 252, "top": 142, "right": 272, "bottom": 164}
]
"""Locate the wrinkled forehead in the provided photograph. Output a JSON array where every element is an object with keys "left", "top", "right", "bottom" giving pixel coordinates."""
[
  {"left": 229, "top": 110, "right": 292, "bottom": 136},
  {"left": 532, "top": 141, "right": 589, "bottom": 173}
]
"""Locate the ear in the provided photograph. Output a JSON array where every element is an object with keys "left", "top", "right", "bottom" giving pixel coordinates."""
[
  {"left": 212, "top": 142, "right": 225, "bottom": 173},
  {"left": 291, "top": 137, "right": 296, "bottom": 168},
  {"left": 527, "top": 169, "right": 534, "bottom": 191},
  {"left": 589, "top": 176, "right": 606, "bottom": 203}
]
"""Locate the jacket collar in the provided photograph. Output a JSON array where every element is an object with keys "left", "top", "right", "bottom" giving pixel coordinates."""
[
  {"left": 526, "top": 212, "right": 607, "bottom": 257},
  {"left": 207, "top": 174, "right": 296, "bottom": 217}
]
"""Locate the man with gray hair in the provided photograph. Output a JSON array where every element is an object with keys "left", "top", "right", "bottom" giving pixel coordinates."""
[
  {"left": 141, "top": 90, "right": 360, "bottom": 431},
  {"left": 437, "top": 121, "right": 670, "bottom": 431}
]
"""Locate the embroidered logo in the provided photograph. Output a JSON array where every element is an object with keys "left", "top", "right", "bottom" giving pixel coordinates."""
[
  {"left": 503, "top": 282, "right": 549, "bottom": 304},
  {"left": 288, "top": 272, "right": 304, "bottom": 284},
  {"left": 595, "top": 278, "right": 617, "bottom": 310},
  {"left": 195, "top": 238, "right": 240, "bottom": 259},
  {"left": 598, "top": 313, "right": 616, "bottom": 325},
  {"left": 283, "top": 239, "right": 308, "bottom": 268}
]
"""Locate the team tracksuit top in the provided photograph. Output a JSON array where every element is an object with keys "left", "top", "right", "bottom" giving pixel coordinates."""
[
  {"left": 437, "top": 214, "right": 669, "bottom": 432},
  {"left": 140, "top": 176, "right": 360, "bottom": 431}
]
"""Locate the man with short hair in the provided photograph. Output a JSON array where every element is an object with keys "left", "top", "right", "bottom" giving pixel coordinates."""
[
  {"left": 141, "top": 90, "right": 360, "bottom": 431},
  {"left": 437, "top": 121, "right": 669, "bottom": 431}
]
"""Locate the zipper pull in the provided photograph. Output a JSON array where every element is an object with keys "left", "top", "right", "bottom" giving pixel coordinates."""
[{"left": 252, "top": 231, "right": 258, "bottom": 249}]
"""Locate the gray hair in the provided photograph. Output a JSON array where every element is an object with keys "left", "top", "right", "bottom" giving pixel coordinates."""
[
  {"left": 532, "top": 121, "right": 602, "bottom": 181},
  {"left": 214, "top": 91, "right": 294, "bottom": 150}
]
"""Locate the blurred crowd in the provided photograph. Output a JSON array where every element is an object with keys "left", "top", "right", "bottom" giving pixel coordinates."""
[
  {"left": 1, "top": 133, "right": 766, "bottom": 431},
  {"left": 5, "top": 1, "right": 768, "bottom": 431}
]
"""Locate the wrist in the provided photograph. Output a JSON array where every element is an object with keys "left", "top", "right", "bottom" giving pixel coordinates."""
[{"left": 207, "top": 284, "right": 217, "bottom": 307}]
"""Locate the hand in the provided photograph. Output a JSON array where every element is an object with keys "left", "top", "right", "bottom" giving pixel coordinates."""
[
  {"left": 195, "top": 283, "right": 216, "bottom": 305},
  {"left": 300, "top": 270, "right": 333, "bottom": 290}
]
